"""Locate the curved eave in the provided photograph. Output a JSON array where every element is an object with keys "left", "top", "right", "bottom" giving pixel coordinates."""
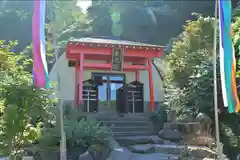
[{"left": 67, "top": 38, "right": 165, "bottom": 54}]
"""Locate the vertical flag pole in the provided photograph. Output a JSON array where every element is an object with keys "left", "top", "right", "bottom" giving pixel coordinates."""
[
  {"left": 213, "top": 0, "right": 222, "bottom": 159},
  {"left": 51, "top": 1, "right": 67, "bottom": 160}
]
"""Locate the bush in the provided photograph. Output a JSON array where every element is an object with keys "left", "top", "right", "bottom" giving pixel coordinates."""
[
  {"left": 0, "top": 40, "right": 56, "bottom": 158},
  {"left": 38, "top": 107, "right": 111, "bottom": 153},
  {"left": 150, "top": 103, "right": 168, "bottom": 129},
  {"left": 165, "top": 14, "right": 240, "bottom": 159}
]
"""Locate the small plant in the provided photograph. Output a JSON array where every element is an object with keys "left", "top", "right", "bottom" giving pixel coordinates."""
[
  {"left": 150, "top": 103, "right": 168, "bottom": 129},
  {"left": 37, "top": 109, "right": 111, "bottom": 156}
]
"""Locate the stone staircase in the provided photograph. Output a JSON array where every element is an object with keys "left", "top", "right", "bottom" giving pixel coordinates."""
[
  {"left": 94, "top": 113, "right": 158, "bottom": 137},
  {"left": 89, "top": 112, "right": 219, "bottom": 160}
]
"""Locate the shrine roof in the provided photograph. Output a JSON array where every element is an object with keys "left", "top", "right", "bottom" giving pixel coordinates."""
[{"left": 68, "top": 37, "right": 164, "bottom": 49}]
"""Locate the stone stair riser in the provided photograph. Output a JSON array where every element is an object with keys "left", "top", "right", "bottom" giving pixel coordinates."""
[
  {"left": 112, "top": 132, "right": 157, "bottom": 137},
  {"left": 96, "top": 113, "right": 156, "bottom": 137},
  {"left": 109, "top": 126, "right": 154, "bottom": 132}
]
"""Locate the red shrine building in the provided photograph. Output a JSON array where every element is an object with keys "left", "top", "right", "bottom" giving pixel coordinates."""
[{"left": 49, "top": 38, "right": 165, "bottom": 113}]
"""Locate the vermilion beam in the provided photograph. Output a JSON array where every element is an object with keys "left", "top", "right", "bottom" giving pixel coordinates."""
[
  {"left": 67, "top": 47, "right": 112, "bottom": 56},
  {"left": 67, "top": 47, "right": 163, "bottom": 59},
  {"left": 83, "top": 67, "right": 144, "bottom": 72},
  {"left": 67, "top": 55, "right": 147, "bottom": 64},
  {"left": 148, "top": 58, "right": 155, "bottom": 112},
  {"left": 83, "top": 63, "right": 148, "bottom": 70},
  {"left": 84, "top": 55, "right": 147, "bottom": 64}
]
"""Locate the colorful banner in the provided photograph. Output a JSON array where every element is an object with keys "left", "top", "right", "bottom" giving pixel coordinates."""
[
  {"left": 32, "top": 0, "right": 49, "bottom": 88},
  {"left": 219, "top": 0, "right": 240, "bottom": 113}
]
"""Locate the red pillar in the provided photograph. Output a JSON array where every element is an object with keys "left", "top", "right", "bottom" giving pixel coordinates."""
[
  {"left": 147, "top": 58, "right": 155, "bottom": 112},
  {"left": 74, "top": 59, "right": 79, "bottom": 109},
  {"left": 79, "top": 54, "right": 84, "bottom": 104},
  {"left": 135, "top": 71, "right": 139, "bottom": 81}
]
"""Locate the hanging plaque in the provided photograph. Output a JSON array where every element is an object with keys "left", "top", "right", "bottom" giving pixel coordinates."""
[{"left": 112, "top": 47, "right": 123, "bottom": 71}]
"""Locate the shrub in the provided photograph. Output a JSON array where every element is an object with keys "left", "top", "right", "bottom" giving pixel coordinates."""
[
  {"left": 38, "top": 107, "right": 111, "bottom": 152},
  {"left": 150, "top": 103, "right": 168, "bottom": 129},
  {"left": 165, "top": 14, "right": 240, "bottom": 159},
  {"left": 0, "top": 41, "right": 56, "bottom": 158}
]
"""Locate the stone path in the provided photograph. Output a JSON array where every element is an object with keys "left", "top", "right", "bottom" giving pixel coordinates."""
[
  {"left": 130, "top": 153, "right": 178, "bottom": 160},
  {"left": 106, "top": 147, "right": 178, "bottom": 160},
  {"left": 105, "top": 137, "right": 179, "bottom": 160},
  {"left": 104, "top": 136, "right": 218, "bottom": 160}
]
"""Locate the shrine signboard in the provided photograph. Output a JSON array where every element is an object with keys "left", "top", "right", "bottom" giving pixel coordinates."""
[{"left": 111, "top": 47, "right": 123, "bottom": 71}]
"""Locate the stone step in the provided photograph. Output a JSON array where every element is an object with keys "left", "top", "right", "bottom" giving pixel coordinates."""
[
  {"left": 97, "top": 117, "right": 150, "bottom": 122},
  {"left": 109, "top": 126, "right": 154, "bottom": 132},
  {"left": 100, "top": 120, "right": 151, "bottom": 127},
  {"left": 128, "top": 144, "right": 217, "bottom": 158},
  {"left": 95, "top": 113, "right": 149, "bottom": 119},
  {"left": 116, "top": 136, "right": 164, "bottom": 147},
  {"left": 112, "top": 131, "right": 157, "bottom": 137}
]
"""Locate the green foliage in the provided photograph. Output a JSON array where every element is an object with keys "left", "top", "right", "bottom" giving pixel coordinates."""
[
  {"left": 165, "top": 14, "right": 214, "bottom": 89},
  {"left": 232, "top": 15, "right": 240, "bottom": 50},
  {"left": 0, "top": 41, "right": 56, "bottom": 157},
  {"left": 165, "top": 14, "right": 240, "bottom": 159},
  {"left": 0, "top": 1, "right": 33, "bottom": 52},
  {"left": 150, "top": 104, "right": 168, "bottom": 129},
  {"left": 220, "top": 121, "right": 240, "bottom": 159},
  {"left": 38, "top": 107, "right": 111, "bottom": 151},
  {"left": 0, "top": 0, "right": 218, "bottom": 54}
]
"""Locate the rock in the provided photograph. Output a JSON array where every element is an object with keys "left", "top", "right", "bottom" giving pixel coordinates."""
[
  {"left": 108, "top": 138, "right": 121, "bottom": 149},
  {"left": 78, "top": 151, "right": 94, "bottom": 160},
  {"left": 158, "top": 128, "right": 183, "bottom": 142},
  {"left": 128, "top": 144, "right": 155, "bottom": 154},
  {"left": 187, "top": 146, "right": 217, "bottom": 158},
  {"left": 150, "top": 136, "right": 165, "bottom": 144},
  {"left": 164, "top": 123, "right": 178, "bottom": 130},
  {"left": 237, "top": 154, "right": 240, "bottom": 160},
  {"left": 39, "top": 150, "right": 60, "bottom": 160},
  {"left": 88, "top": 139, "right": 113, "bottom": 160},
  {"left": 106, "top": 147, "right": 133, "bottom": 160},
  {"left": 116, "top": 136, "right": 164, "bottom": 146},
  {"left": 164, "top": 122, "right": 200, "bottom": 134},
  {"left": 167, "top": 110, "right": 177, "bottom": 123},
  {"left": 163, "top": 140, "right": 183, "bottom": 145},
  {"left": 154, "top": 144, "right": 182, "bottom": 155},
  {"left": 67, "top": 147, "right": 85, "bottom": 160},
  {"left": 153, "top": 144, "right": 217, "bottom": 159}
]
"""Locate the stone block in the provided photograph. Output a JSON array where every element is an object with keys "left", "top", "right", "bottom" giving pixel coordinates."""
[
  {"left": 22, "top": 157, "right": 33, "bottom": 160},
  {"left": 167, "top": 110, "right": 177, "bottom": 123},
  {"left": 154, "top": 144, "right": 182, "bottom": 155},
  {"left": 164, "top": 122, "right": 200, "bottom": 134},
  {"left": 78, "top": 151, "right": 94, "bottom": 160},
  {"left": 107, "top": 147, "right": 133, "bottom": 160},
  {"left": 128, "top": 144, "right": 155, "bottom": 154},
  {"left": 158, "top": 128, "right": 183, "bottom": 142},
  {"left": 117, "top": 136, "right": 164, "bottom": 147}
]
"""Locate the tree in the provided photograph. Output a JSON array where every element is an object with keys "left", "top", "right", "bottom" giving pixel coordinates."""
[
  {"left": 165, "top": 14, "right": 214, "bottom": 89},
  {"left": 0, "top": 1, "right": 33, "bottom": 52},
  {"left": 0, "top": 40, "right": 56, "bottom": 157},
  {"left": 165, "top": 14, "right": 240, "bottom": 159}
]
